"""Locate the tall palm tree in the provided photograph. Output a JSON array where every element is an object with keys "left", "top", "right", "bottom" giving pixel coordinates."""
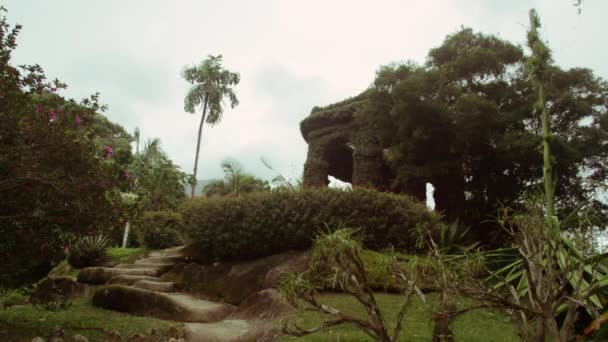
[
  {"left": 141, "top": 138, "right": 163, "bottom": 164},
  {"left": 182, "top": 55, "right": 240, "bottom": 198}
]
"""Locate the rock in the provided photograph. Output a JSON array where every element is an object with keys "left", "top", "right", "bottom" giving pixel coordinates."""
[
  {"left": 92, "top": 285, "right": 234, "bottom": 322},
  {"left": 161, "top": 251, "right": 307, "bottom": 305},
  {"left": 49, "top": 327, "right": 64, "bottom": 342},
  {"left": 230, "top": 289, "right": 293, "bottom": 320},
  {"left": 31, "top": 277, "right": 85, "bottom": 304},
  {"left": 73, "top": 335, "right": 89, "bottom": 342},
  {"left": 263, "top": 252, "right": 309, "bottom": 288},
  {"left": 78, "top": 267, "right": 163, "bottom": 284},
  {"left": 102, "top": 329, "right": 122, "bottom": 342},
  {"left": 167, "top": 326, "right": 180, "bottom": 339}
]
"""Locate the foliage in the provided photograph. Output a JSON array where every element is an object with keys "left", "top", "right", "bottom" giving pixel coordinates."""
[
  {"left": 203, "top": 158, "right": 270, "bottom": 197},
  {"left": 135, "top": 211, "right": 183, "bottom": 249},
  {"left": 180, "top": 187, "right": 441, "bottom": 262},
  {"left": 283, "top": 293, "right": 520, "bottom": 342},
  {"left": 281, "top": 229, "right": 424, "bottom": 341},
  {"left": 361, "top": 27, "right": 608, "bottom": 240},
  {"left": 48, "top": 247, "right": 146, "bottom": 278},
  {"left": 106, "top": 247, "right": 147, "bottom": 264},
  {"left": 0, "top": 299, "right": 178, "bottom": 340},
  {"left": 47, "top": 260, "right": 79, "bottom": 278},
  {"left": 129, "top": 137, "right": 189, "bottom": 212},
  {"left": 0, "top": 288, "right": 29, "bottom": 309},
  {"left": 418, "top": 198, "right": 608, "bottom": 342},
  {"left": 0, "top": 8, "right": 132, "bottom": 287},
  {"left": 182, "top": 54, "right": 240, "bottom": 197},
  {"left": 67, "top": 235, "right": 112, "bottom": 269}
]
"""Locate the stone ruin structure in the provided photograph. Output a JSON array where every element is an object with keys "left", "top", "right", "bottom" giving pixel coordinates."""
[
  {"left": 300, "top": 93, "right": 464, "bottom": 221},
  {"left": 300, "top": 93, "right": 389, "bottom": 190}
]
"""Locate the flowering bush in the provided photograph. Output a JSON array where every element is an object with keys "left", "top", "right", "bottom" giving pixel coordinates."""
[{"left": 0, "top": 7, "right": 133, "bottom": 287}]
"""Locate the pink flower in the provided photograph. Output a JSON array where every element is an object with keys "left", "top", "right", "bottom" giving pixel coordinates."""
[
  {"left": 35, "top": 105, "right": 44, "bottom": 114},
  {"left": 50, "top": 87, "right": 57, "bottom": 93},
  {"left": 75, "top": 115, "right": 82, "bottom": 126},
  {"left": 48, "top": 111, "right": 56, "bottom": 122},
  {"left": 103, "top": 145, "right": 114, "bottom": 158}
]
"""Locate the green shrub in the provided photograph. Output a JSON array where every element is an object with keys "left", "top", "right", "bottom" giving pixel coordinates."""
[
  {"left": 67, "top": 235, "right": 111, "bottom": 269},
  {"left": 0, "top": 288, "right": 30, "bottom": 309},
  {"left": 180, "top": 187, "right": 441, "bottom": 262},
  {"left": 135, "top": 211, "right": 183, "bottom": 249}
]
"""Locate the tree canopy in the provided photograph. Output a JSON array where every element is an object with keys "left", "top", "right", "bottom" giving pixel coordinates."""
[
  {"left": 203, "top": 159, "right": 269, "bottom": 197},
  {"left": 361, "top": 28, "right": 608, "bottom": 241},
  {"left": 0, "top": 8, "right": 134, "bottom": 287}
]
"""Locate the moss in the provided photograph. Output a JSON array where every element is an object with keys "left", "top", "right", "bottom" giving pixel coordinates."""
[
  {"left": 106, "top": 247, "right": 147, "bottom": 263},
  {"left": 282, "top": 293, "right": 520, "bottom": 341},
  {"left": 0, "top": 299, "right": 178, "bottom": 341},
  {"left": 47, "top": 248, "right": 147, "bottom": 279},
  {"left": 310, "top": 91, "right": 370, "bottom": 115},
  {"left": 0, "top": 289, "right": 29, "bottom": 308},
  {"left": 47, "top": 260, "right": 79, "bottom": 278}
]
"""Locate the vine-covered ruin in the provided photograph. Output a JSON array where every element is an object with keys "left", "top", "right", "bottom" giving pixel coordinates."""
[{"left": 300, "top": 93, "right": 464, "bottom": 221}]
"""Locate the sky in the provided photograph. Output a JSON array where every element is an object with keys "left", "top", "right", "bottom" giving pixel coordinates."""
[{"left": 3, "top": 0, "right": 608, "bottom": 183}]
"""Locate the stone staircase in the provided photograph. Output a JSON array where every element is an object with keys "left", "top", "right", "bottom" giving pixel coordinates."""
[{"left": 77, "top": 247, "right": 288, "bottom": 341}]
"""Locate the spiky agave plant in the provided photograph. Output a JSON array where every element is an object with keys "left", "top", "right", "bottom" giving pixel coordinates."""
[{"left": 67, "top": 235, "right": 112, "bottom": 269}]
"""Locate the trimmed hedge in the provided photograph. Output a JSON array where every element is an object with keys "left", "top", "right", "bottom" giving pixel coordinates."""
[
  {"left": 135, "top": 211, "right": 183, "bottom": 249},
  {"left": 180, "top": 188, "right": 441, "bottom": 262}
]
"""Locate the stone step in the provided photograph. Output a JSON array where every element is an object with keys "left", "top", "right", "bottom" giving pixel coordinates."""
[
  {"left": 115, "top": 263, "right": 173, "bottom": 270},
  {"left": 133, "top": 280, "right": 176, "bottom": 293},
  {"left": 148, "top": 246, "right": 186, "bottom": 258},
  {"left": 184, "top": 320, "right": 254, "bottom": 342},
  {"left": 107, "top": 275, "right": 161, "bottom": 286},
  {"left": 78, "top": 267, "right": 164, "bottom": 284},
  {"left": 92, "top": 285, "right": 235, "bottom": 323},
  {"left": 135, "top": 255, "right": 184, "bottom": 265}
]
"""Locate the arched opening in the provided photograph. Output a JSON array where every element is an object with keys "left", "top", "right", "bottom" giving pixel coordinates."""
[
  {"left": 324, "top": 142, "right": 353, "bottom": 185},
  {"left": 426, "top": 182, "right": 436, "bottom": 210}
]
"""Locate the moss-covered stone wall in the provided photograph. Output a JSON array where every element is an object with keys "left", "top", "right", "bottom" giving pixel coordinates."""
[
  {"left": 300, "top": 92, "right": 464, "bottom": 221},
  {"left": 300, "top": 93, "right": 389, "bottom": 189}
]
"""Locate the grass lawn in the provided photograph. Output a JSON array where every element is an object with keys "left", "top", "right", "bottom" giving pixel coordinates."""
[
  {"left": 283, "top": 293, "right": 521, "bottom": 342},
  {"left": 106, "top": 247, "right": 148, "bottom": 263},
  {"left": 0, "top": 299, "right": 179, "bottom": 341}
]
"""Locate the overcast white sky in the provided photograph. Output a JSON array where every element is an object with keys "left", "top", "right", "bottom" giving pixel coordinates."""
[{"left": 4, "top": 0, "right": 607, "bottom": 181}]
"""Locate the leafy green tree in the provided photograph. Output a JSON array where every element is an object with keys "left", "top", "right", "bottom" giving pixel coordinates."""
[
  {"left": 364, "top": 28, "right": 608, "bottom": 241},
  {"left": 130, "top": 138, "right": 188, "bottom": 211},
  {"left": 203, "top": 159, "right": 269, "bottom": 197},
  {"left": 182, "top": 55, "right": 240, "bottom": 198},
  {"left": 0, "top": 7, "right": 132, "bottom": 287}
]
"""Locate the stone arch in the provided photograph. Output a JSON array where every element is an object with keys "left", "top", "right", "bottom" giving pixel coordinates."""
[{"left": 324, "top": 138, "right": 354, "bottom": 184}]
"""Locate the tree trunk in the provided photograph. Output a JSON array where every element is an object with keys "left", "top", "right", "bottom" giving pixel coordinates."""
[
  {"left": 121, "top": 221, "right": 130, "bottom": 248},
  {"left": 528, "top": 9, "right": 555, "bottom": 218},
  {"left": 191, "top": 96, "right": 209, "bottom": 198},
  {"left": 539, "top": 83, "right": 555, "bottom": 218},
  {"left": 544, "top": 317, "right": 561, "bottom": 342}
]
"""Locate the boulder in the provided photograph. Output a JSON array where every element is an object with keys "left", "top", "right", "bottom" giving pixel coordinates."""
[
  {"left": 161, "top": 251, "right": 307, "bottom": 305},
  {"left": 93, "top": 285, "right": 234, "bottom": 322},
  {"left": 78, "top": 267, "right": 163, "bottom": 284},
  {"left": 31, "top": 276, "right": 86, "bottom": 304}
]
